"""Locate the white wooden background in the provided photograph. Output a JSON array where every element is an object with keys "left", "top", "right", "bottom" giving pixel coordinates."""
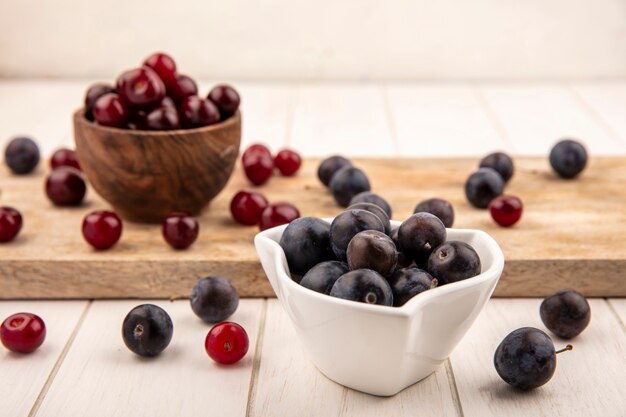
[{"left": 0, "top": 81, "right": 625, "bottom": 416}]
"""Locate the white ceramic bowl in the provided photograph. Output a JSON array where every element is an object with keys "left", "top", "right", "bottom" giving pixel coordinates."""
[{"left": 254, "top": 219, "right": 504, "bottom": 396}]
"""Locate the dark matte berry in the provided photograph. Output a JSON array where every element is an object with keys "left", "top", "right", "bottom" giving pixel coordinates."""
[
  {"left": 205, "top": 322, "right": 249, "bottom": 365},
  {"left": 330, "top": 269, "right": 393, "bottom": 306},
  {"left": 349, "top": 192, "right": 392, "bottom": 218},
  {"left": 242, "top": 145, "right": 274, "bottom": 186},
  {"left": 82, "top": 210, "right": 123, "bottom": 250},
  {"left": 179, "top": 96, "right": 221, "bottom": 128},
  {"left": 0, "top": 312, "right": 46, "bottom": 353},
  {"left": 489, "top": 195, "right": 523, "bottom": 227},
  {"left": 427, "top": 241, "right": 481, "bottom": 285},
  {"left": 279, "top": 217, "right": 334, "bottom": 277},
  {"left": 390, "top": 227, "right": 413, "bottom": 268},
  {"left": 549, "top": 139, "right": 588, "bottom": 179},
  {"left": 388, "top": 268, "right": 437, "bottom": 306},
  {"left": 93, "top": 93, "right": 128, "bottom": 128},
  {"left": 4, "top": 137, "right": 40, "bottom": 174},
  {"left": 494, "top": 327, "right": 571, "bottom": 390},
  {"left": 397, "top": 213, "right": 447, "bottom": 265},
  {"left": 347, "top": 202, "right": 391, "bottom": 235},
  {"left": 207, "top": 84, "right": 241, "bottom": 118},
  {"left": 116, "top": 67, "right": 166, "bottom": 109},
  {"left": 274, "top": 149, "right": 302, "bottom": 176},
  {"left": 0, "top": 206, "right": 22, "bottom": 243},
  {"left": 414, "top": 198, "right": 454, "bottom": 228},
  {"left": 166, "top": 74, "right": 198, "bottom": 104},
  {"left": 190, "top": 276, "right": 239, "bottom": 323},
  {"left": 84, "top": 83, "right": 115, "bottom": 120},
  {"left": 143, "top": 52, "right": 177, "bottom": 86},
  {"left": 540, "top": 289, "right": 591, "bottom": 339},
  {"left": 329, "top": 166, "right": 371, "bottom": 207},
  {"left": 258, "top": 202, "right": 300, "bottom": 231},
  {"left": 300, "top": 261, "right": 349, "bottom": 294},
  {"left": 318, "top": 155, "right": 352, "bottom": 187},
  {"left": 464, "top": 168, "right": 504, "bottom": 209},
  {"left": 347, "top": 230, "right": 397, "bottom": 277},
  {"left": 330, "top": 209, "right": 384, "bottom": 262},
  {"left": 122, "top": 304, "right": 173, "bottom": 357},
  {"left": 479, "top": 152, "right": 514, "bottom": 183},
  {"left": 230, "top": 190, "right": 269, "bottom": 225},
  {"left": 162, "top": 212, "right": 199, "bottom": 249},
  {"left": 45, "top": 167, "right": 87, "bottom": 206},
  {"left": 50, "top": 148, "right": 81, "bottom": 171}
]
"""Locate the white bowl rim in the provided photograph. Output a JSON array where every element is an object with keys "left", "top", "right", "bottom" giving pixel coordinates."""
[{"left": 255, "top": 218, "right": 505, "bottom": 318}]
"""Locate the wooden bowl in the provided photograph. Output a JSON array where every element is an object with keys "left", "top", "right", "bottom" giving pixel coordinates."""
[{"left": 73, "top": 109, "right": 241, "bottom": 223}]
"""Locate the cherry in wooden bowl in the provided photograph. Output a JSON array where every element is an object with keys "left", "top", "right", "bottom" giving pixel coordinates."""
[{"left": 73, "top": 109, "right": 241, "bottom": 223}]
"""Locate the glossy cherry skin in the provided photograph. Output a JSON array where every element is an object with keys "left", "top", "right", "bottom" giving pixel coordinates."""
[
  {"left": 82, "top": 210, "right": 123, "bottom": 250},
  {"left": 0, "top": 313, "right": 46, "bottom": 353},
  {"left": 207, "top": 84, "right": 240, "bottom": 118},
  {"left": 84, "top": 83, "right": 116, "bottom": 120},
  {"left": 116, "top": 67, "right": 166, "bottom": 109},
  {"left": 45, "top": 167, "right": 87, "bottom": 206},
  {"left": 258, "top": 202, "right": 300, "bottom": 231},
  {"left": 144, "top": 105, "right": 180, "bottom": 130},
  {"left": 0, "top": 206, "right": 23, "bottom": 242},
  {"left": 230, "top": 190, "right": 269, "bottom": 225},
  {"left": 50, "top": 148, "right": 81, "bottom": 170},
  {"left": 162, "top": 212, "right": 199, "bottom": 249},
  {"left": 143, "top": 52, "right": 177, "bottom": 85},
  {"left": 242, "top": 144, "right": 274, "bottom": 186},
  {"left": 166, "top": 74, "right": 198, "bottom": 104},
  {"left": 93, "top": 93, "right": 128, "bottom": 128},
  {"left": 242, "top": 144, "right": 272, "bottom": 159},
  {"left": 179, "top": 96, "right": 220, "bottom": 128},
  {"left": 205, "top": 322, "right": 249, "bottom": 365},
  {"left": 274, "top": 149, "right": 302, "bottom": 176},
  {"left": 489, "top": 195, "right": 523, "bottom": 227}
]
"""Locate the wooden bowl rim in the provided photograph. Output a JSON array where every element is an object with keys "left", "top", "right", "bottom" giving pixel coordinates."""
[{"left": 73, "top": 108, "right": 241, "bottom": 138}]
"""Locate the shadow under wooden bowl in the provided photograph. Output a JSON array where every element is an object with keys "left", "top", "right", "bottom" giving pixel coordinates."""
[{"left": 73, "top": 109, "right": 241, "bottom": 223}]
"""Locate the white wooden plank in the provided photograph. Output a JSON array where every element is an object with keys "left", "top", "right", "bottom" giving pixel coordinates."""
[
  {"left": 35, "top": 299, "right": 264, "bottom": 417},
  {"left": 571, "top": 82, "right": 626, "bottom": 144},
  {"left": 608, "top": 298, "right": 626, "bottom": 330},
  {"left": 290, "top": 84, "right": 396, "bottom": 157},
  {"left": 249, "top": 299, "right": 459, "bottom": 417},
  {"left": 479, "top": 84, "right": 626, "bottom": 155},
  {"left": 451, "top": 299, "right": 626, "bottom": 417},
  {"left": 0, "top": 300, "right": 88, "bottom": 417},
  {"left": 386, "top": 84, "right": 509, "bottom": 156}
]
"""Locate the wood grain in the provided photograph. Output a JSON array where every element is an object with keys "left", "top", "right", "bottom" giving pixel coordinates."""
[
  {"left": 450, "top": 299, "right": 626, "bottom": 417},
  {"left": 34, "top": 299, "right": 264, "bottom": 417},
  {"left": 0, "top": 300, "right": 87, "bottom": 417},
  {"left": 74, "top": 109, "right": 241, "bottom": 223},
  {"left": 0, "top": 157, "right": 625, "bottom": 298}
]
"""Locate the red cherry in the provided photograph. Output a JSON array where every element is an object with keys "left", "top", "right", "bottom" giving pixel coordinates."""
[
  {"left": 45, "top": 167, "right": 87, "bottom": 206},
  {"left": 162, "top": 212, "right": 199, "bottom": 249},
  {"left": 0, "top": 312, "right": 46, "bottom": 353},
  {"left": 82, "top": 210, "right": 123, "bottom": 250},
  {"left": 93, "top": 93, "right": 128, "bottom": 128},
  {"left": 207, "top": 84, "right": 240, "bottom": 118},
  {"left": 84, "top": 83, "right": 115, "bottom": 120},
  {"left": 274, "top": 149, "right": 302, "bottom": 176},
  {"left": 116, "top": 67, "right": 166, "bottom": 109},
  {"left": 166, "top": 74, "right": 198, "bottom": 104},
  {"left": 179, "top": 96, "right": 220, "bottom": 128},
  {"left": 242, "top": 144, "right": 271, "bottom": 159},
  {"left": 258, "top": 202, "right": 300, "bottom": 231},
  {"left": 242, "top": 144, "right": 273, "bottom": 186},
  {"left": 144, "top": 106, "right": 180, "bottom": 130},
  {"left": 143, "top": 52, "right": 177, "bottom": 85},
  {"left": 0, "top": 206, "right": 23, "bottom": 243},
  {"left": 489, "top": 195, "right": 523, "bottom": 227},
  {"left": 230, "top": 190, "right": 269, "bottom": 225},
  {"left": 205, "top": 322, "right": 249, "bottom": 365},
  {"left": 50, "top": 148, "right": 81, "bottom": 170}
]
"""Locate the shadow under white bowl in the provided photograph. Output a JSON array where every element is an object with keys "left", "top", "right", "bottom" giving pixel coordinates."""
[{"left": 255, "top": 219, "right": 504, "bottom": 396}]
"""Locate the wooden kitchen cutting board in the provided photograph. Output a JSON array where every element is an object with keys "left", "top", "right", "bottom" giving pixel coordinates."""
[{"left": 0, "top": 157, "right": 624, "bottom": 299}]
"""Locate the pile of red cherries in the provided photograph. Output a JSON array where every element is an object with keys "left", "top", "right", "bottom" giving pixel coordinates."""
[
  {"left": 230, "top": 143, "right": 303, "bottom": 231},
  {"left": 86, "top": 52, "right": 240, "bottom": 130}
]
